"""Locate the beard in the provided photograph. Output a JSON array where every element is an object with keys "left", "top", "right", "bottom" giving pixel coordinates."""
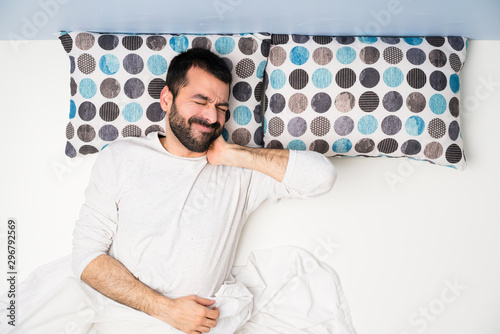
[{"left": 168, "top": 102, "right": 223, "bottom": 153}]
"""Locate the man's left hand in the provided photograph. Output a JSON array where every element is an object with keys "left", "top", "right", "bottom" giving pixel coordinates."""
[{"left": 206, "top": 135, "right": 230, "bottom": 166}]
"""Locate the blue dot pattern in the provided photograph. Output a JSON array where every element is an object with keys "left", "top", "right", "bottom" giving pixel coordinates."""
[
  {"left": 263, "top": 35, "right": 468, "bottom": 170},
  {"left": 147, "top": 55, "right": 168, "bottom": 76},
  {"left": 233, "top": 106, "right": 252, "bottom": 126},
  {"left": 123, "top": 103, "right": 143, "bottom": 122},
  {"left": 429, "top": 94, "right": 447, "bottom": 115},
  {"left": 60, "top": 31, "right": 270, "bottom": 157},
  {"left": 99, "top": 54, "right": 120, "bottom": 75}
]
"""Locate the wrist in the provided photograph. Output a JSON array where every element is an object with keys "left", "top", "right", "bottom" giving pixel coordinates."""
[{"left": 148, "top": 292, "right": 173, "bottom": 319}]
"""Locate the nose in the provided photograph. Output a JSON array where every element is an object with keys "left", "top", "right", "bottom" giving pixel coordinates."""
[{"left": 200, "top": 103, "right": 218, "bottom": 124}]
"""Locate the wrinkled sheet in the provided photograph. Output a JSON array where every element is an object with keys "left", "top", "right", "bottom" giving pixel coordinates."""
[{"left": 0, "top": 246, "right": 356, "bottom": 334}]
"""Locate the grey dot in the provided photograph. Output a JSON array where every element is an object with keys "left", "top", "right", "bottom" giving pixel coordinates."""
[
  {"left": 232, "top": 82, "right": 252, "bottom": 102},
  {"left": 382, "top": 91, "right": 403, "bottom": 112},
  {"left": 266, "top": 140, "right": 284, "bottom": 149},
  {"left": 406, "top": 48, "right": 426, "bottom": 65},
  {"left": 449, "top": 97, "right": 459, "bottom": 117},
  {"left": 192, "top": 37, "right": 212, "bottom": 50},
  {"left": 288, "top": 93, "right": 308, "bottom": 114},
  {"left": 311, "top": 92, "right": 332, "bottom": 113},
  {"left": 99, "top": 124, "right": 119, "bottom": 141},
  {"left": 70, "top": 77, "right": 77, "bottom": 96},
  {"left": 77, "top": 124, "right": 96, "bottom": 142},
  {"left": 145, "top": 125, "right": 165, "bottom": 136},
  {"left": 381, "top": 37, "right": 400, "bottom": 44},
  {"left": 292, "top": 34, "right": 310, "bottom": 43},
  {"left": 424, "top": 142, "right": 443, "bottom": 159},
  {"left": 335, "top": 92, "right": 355, "bottom": 113},
  {"left": 309, "top": 139, "right": 329, "bottom": 154},
  {"left": 123, "top": 54, "right": 144, "bottom": 75},
  {"left": 429, "top": 49, "right": 447, "bottom": 68},
  {"left": 406, "top": 92, "right": 426, "bottom": 113},
  {"left": 238, "top": 37, "right": 258, "bottom": 55},
  {"left": 334, "top": 116, "right": 354, "bottom": 136},
  {"left": 254, "top": 126, "right": 263, "bottom": 146},
  {"left": 381, "top": 115, "right": 402, "bottom": 135},
  {"left": 355, "top": 138, "right": 375, "bottom": 154},
  {"left": 69, "top": 56, "right": 75, "bottom": 74},
  {"left": 430, "top": 71, "right": 447, "bottom": 91},
  {"left": 75, "top": 32, "right": 95, "bottom": 50},
  {"left": 98, "top": 35, "right": 119, "bottom": 51},
  {"left": 100, "top": 78, "right": 121, "bottom": 99},
  {"left": 146, "top": 36, "right": 167, "bottom": 51},
  {"left": 360, "top": 68, "right": 380, "bottom": 88},
  {"left": 78, "top": 101, "right": 96, "bottom": 121},
  {"left": 232, "top": 128, "right": 251, "bottom": 146},
  {"left": 401, "top": 140, "right": 421, "bottom": 155},
  {"left": 65, "top": 141, "right": 76, "bottom": 158},
  {"left": 313, "top": 47, "right": 333, "bottom": 65},
  {"left": 254, "top": 105, "right": 262, "bottom": 124},
  {"left": 287, "top": 117, "right": 307, "bottom": 137},
  {"left": 270, "top": 93, "right": 286, "bottom": 113},
  {"left": 269, "top": 46, "right": 287, "bottom": 66},
  {"left": 222, "top": 57, "right": 233, "bottom": 72},
  {"left": 360, "top": 46, "right": 380, "bottom": 65},
  {"left": 449, "top": 121, "right": 460, "bottom": 141},
  {"left": 124, "top": 78, "right": 145, "bottom": 99},
  {"left": 146, "top": 102, "right": 166, "bottom": 122},
  {"left": 79, "top": 145, "right": 99, "bottom": 155}
]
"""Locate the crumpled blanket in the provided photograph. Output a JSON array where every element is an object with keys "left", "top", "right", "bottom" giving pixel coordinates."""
[{"left": 0, "top": 246, "right": 356, "bottom": 334}]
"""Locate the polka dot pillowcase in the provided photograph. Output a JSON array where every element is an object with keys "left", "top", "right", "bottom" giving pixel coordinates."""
[
  {"left": 263, "top": 35, "right": 467, "bottom": 170},
  {"left": 59, "top": 31, "right": 270, "bottom": 157}
]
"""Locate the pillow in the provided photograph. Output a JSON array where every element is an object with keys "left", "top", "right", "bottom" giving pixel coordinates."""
[
  {"left": 59, "top": 31, "right": 270, "bottom": 157},
  {"left": 263, "top": 35, "right": 468, "bottom": 170}
]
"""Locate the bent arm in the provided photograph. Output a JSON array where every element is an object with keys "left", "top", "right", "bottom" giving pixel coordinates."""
[
  {"left": 82, "top": 254, "right": 219, "bottom": 333},
  {"left": 207, "top": 136, "right": 337, "bottom": 196},
  {"left": 207, "top": 136, "right": 290, "bottom": 182}
]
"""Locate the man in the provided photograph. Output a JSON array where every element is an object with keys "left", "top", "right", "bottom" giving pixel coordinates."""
[{"left": 72, "top": 48, "right": 337, "bottom": 333}]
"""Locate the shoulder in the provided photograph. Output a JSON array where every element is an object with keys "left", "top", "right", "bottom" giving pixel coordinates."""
[{"left": 101, "top": 131, "right": 162, "bottom": 157}]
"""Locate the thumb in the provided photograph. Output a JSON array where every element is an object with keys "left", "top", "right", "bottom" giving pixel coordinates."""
[{"left": 194, "top": 296, "right": 216, "bottom": 306}]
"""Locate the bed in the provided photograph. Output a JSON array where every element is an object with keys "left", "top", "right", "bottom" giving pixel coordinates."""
[{"left": 1, "top": 0, "right": 500, "bottom": 333}]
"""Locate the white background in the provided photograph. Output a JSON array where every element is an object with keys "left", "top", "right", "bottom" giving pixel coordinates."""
[{"left": 1, "top": 39, "right": 499, "bottom": 333}]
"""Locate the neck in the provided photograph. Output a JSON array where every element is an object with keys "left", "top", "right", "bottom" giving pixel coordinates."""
[{"left": 160, "top": 123, "right": 207, "bottom": 158}]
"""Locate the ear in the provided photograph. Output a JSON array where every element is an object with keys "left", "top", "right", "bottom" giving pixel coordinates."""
[{"left": 160, "top": 85, "right": 173, "bottom": 112}]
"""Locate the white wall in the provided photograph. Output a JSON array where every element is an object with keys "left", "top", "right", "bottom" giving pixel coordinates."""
[{"left": 1, "top": 39, "right": 499, "bottom": 333}]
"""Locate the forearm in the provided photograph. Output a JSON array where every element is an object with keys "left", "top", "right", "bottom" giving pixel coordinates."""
[
  {"left": 219, "top": 144, "right": 290, "bottom": 182},
  {"left": 81, "top": 254, "right": 169, "bottom": 318}
]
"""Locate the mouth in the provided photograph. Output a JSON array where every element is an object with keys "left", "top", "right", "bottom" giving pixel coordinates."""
[{"left": 193, "top": 122, "right": 215, "bottom": 133}]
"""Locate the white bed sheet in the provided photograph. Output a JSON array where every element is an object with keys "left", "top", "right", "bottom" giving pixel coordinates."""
[
  {"left": 0, "top": 247, "right": 356, "bottom": 333},
  {"left": 0, "top": 39, "right": 500, "bottom": 333}
]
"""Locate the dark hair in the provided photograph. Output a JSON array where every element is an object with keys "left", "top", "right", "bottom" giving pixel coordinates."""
[{"left": 165, "top": 48, "right": 232, "bottom": 100}]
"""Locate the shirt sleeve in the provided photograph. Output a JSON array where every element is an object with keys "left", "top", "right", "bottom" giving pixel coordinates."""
[
  {"left": 245, "top": 150, "right": 337, "bottom": 213},
  {"left": 71, "top": 146, "right": 119, "bottom": 280}
]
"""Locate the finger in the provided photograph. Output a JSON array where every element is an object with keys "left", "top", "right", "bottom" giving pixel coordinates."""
[
  {"left": 198, "top": 325, "right": 211, "bottom": 333},
  {"left": 204, "top": 318, "right": 217, "bottom": 328},
  {"left": 194, "top": 296, "right": 216, "bottom": 306},
  {"left": 206, "top": 306, "right": 220, "bottom": 320}
]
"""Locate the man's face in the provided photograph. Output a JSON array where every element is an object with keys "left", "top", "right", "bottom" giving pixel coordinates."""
[{"left": 167, "top": 67, "right": 230, "bottom": 153}]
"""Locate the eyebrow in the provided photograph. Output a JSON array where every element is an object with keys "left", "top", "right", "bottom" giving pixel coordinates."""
[{"left": 192, "top": 94, "right": 229, "bottom": 108}]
